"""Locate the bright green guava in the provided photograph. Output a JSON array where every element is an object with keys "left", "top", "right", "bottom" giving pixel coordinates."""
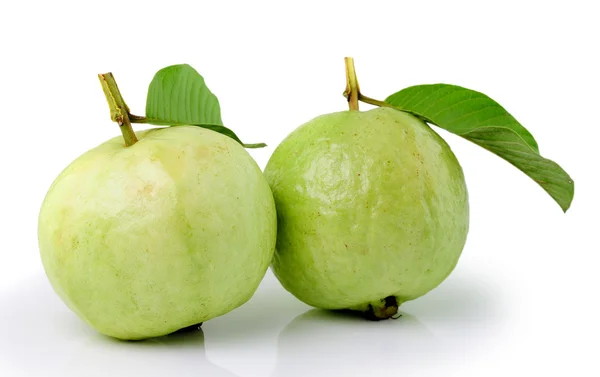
[
  {"left": 38, "top": 126, "right": 277, "bottom": 340},
  {"left": 264, "top": 107, "right": 469, "bottom": 319}
]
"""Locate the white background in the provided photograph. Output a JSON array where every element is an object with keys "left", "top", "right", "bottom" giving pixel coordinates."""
[{"left": 0, "top": 0, "right": 598, "bottom": 376}]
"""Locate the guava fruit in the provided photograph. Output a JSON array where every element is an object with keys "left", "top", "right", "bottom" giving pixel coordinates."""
[
  {"left": 264, "top": 107, "right": 469, "bottom": 319},
  {"left": 38, "top": 126, "right": 277, "bottom": 340}
]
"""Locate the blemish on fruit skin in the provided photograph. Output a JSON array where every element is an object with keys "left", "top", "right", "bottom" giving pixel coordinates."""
[{"left": 140, "top": 184, "right": 154, "bottom": 196}]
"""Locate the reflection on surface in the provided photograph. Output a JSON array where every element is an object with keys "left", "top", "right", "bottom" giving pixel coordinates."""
[
  {"left": 0, "top": 269, "right": 502, "bottom": 377},
  {"left": 64, "top": 327, "right": 239, "bottom": 377},
  {"left": 272, "top": 309, "right": 440, "bottom": 377},
  {"left": 271, "top": 271, "right": 502, "bottom": 376},
  {"left": 0, "top": 275, "right": 238, "bottom": 377}
]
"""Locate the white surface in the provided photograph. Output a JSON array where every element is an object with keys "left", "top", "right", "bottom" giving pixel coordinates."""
[{"left": 0, "top": 0, "right": 598, "bottom": 376}]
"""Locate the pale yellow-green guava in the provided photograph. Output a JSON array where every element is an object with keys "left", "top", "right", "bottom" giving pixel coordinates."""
[
  {"left": 38, "top": 126, "right": 277, "bottom": 340},
  {"left": 264, "top": 107, "right": 469, "bottom": 319}
]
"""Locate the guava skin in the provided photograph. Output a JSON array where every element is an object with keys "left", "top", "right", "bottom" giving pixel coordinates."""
[
  {"left": 38, "top": 126, "right": 277, "bottom": 340},
  {"left": 264, "top": 107, "right": 469, "bottom": 316}
]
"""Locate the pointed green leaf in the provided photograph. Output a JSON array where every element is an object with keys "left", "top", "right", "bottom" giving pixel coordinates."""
[
  {"left": 145, "top": 64, "right": 265, "bottom": 148},
  {"left": 385, "top": 84, "right": 574, "bottom": 212}
]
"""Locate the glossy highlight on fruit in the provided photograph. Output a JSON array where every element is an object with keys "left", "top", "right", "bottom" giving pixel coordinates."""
[
  {"left": 264, "top": 107, "right": 469, "bottom": 318},
  {"left": 38, "top": 126, "right": 277, "bottom": 340}
]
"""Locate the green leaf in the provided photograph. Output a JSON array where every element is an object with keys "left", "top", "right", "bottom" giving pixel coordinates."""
[
  {"left": 146, "top": 64, "right": 222, "bottom": 126},
  {"left": 145, "top": 64, "right": 265, "bottom": 148},
  {"left": 385, "top": 84, "right": 574, "bottom": 212},
  {"left": 193, "top": 124, "right": 266, "bottom": 149}
]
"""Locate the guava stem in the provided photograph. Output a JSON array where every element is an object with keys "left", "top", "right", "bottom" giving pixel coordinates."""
[
  {"left": 343, "top": 57, "right": 360, "bottom": 111},
  {"left": 341, "top": 59, "right": 417, "bottom": 116},
  {"left": 358, "top": 94, "right": 392, "bottom": 108},
  {"left": 128, "top": 114, "right": 150, "bottom": 123},
  {"left": 359, "top": 93, "right": 433, "bottom": 123},
  {"left": 98, "top": 72, "right": 138, "bottom": 147}
]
